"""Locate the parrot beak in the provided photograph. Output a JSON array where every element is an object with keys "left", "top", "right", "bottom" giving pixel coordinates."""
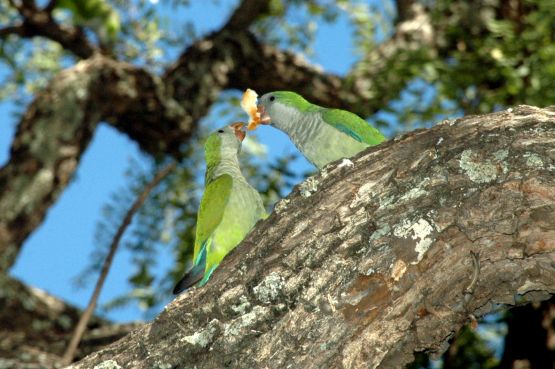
[
  {"left": 257, "top": 105, "right": 271, "bottom": 125},
  {"left": 230, "top": 122, "right": 246, "bottom": 142}
]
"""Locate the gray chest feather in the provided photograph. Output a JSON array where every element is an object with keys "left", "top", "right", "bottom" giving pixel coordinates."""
[{"left": 285, "top": 113, "right": 368, "bottom": 168}]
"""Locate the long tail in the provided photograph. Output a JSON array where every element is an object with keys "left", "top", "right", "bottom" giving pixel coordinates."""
[
  {"left": 172, "top": 263, "right": 204, "bottom": 294},
  {"left": 173, "top": 243, "right": 207, "bottom": 294}
]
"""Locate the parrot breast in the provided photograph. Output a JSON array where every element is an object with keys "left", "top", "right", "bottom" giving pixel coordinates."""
[{"left": 276, "top": 111, "right": 369, "bottom": 168}]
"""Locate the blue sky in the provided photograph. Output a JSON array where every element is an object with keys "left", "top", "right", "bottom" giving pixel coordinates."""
[{"left": 2, "top": 1, "right": 364, "bottom": 322}]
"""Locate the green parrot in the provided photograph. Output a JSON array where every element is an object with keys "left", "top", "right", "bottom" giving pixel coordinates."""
[
  {"left": 256, "top": 91, "right": 386, "bottom": 168},
  {"left": 173, "top": 123, "right": 266, "bottom": 294}
]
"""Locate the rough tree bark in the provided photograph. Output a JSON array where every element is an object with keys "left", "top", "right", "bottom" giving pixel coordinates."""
[{"left": 68, "top": 105, "right": 555, "bottom": 369}]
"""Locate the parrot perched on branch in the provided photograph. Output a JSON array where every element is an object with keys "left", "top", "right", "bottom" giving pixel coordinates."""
[
  {"left": 173, "top": 123, "right": 266, "bottom": 294},
  {"left": 255, "top": 91, "right": 386, "bottom": 168}
]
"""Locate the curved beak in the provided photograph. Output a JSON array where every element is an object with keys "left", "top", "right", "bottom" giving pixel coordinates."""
[
  {"left": 230, "top": 122, "right": 246, "bottom": 142},
  {"left": 257, "top": 105, "right": 271, "bottom": 125}
]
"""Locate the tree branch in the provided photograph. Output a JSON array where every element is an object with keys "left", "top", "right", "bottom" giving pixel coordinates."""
[
  {"left": 224, "top": 0, "right": 270, "bottom": 30},
  {"left": 44, "top": 0, "right": 57, "bottom": 13},
  {"left": 0, "top": 24, "right": 27, "bottom": 38},
  {"left": 68, "top": 105, "right": 555, "bottom": 369},
  {"left": 395, "top": 0, "right": 418, "bottom": 23},
  {"left": 3, "top": 0, "right": 96, "bottom": 59},
  {"left": 62, "top": 162, "right": 176, "bottom": 365},
  {"left": 0, "top": 56, "right": 187, "bottom": 273},
  {"left": 0, "top": 275, "right": 139, "bottom": 366}
]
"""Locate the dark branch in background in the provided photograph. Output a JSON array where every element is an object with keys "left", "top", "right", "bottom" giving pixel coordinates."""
[
  {"left": 224, "top": 0, "right": 270, "bottom": 30},
  {"left": 0, "top": 56, "right": 187, "bottom": 273},
  {"left": 21, "top": 0, "right": 36, "bottom": 9},
  {"left": 62, "top": 162, "right": 176, "bottom": 366},
  {"left": 0, "top": 276, "right": 140, "bottom": 365},
  {"left": 0, "top": 24, "right": 27, "bottom": 38},
  {"left": 2, "top": 0, "right": 96, "bottom": 58},
  {"left": 44, "top": 0, "right": 57, "bottom": 13},
  {"left": 395, "top": 0, "right": 418, "bottom": 23}
]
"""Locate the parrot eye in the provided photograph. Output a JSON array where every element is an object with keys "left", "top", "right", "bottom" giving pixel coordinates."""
[
  {"left": 269, "top": 96, "right": 275, "bottom": 101},
  {"left": 218, "top": 129, "right": 224, "bottom": 133}
]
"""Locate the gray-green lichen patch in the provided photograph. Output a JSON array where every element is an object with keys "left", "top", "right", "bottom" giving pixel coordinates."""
[
  {"left": 223, "top": 305, "right": 271, "bottom": 338},
  {"left": 398, "top": 180, "right": 429, "bottom": 203},
  {"left": 370, "top": 224, "right": 391, "bottom": 241},
  {"left": 218, "top": 285, "right": 251, "bottom": 315},
  {"left": 493, "top": 149, "right": 510, "bottom": 174},
  {"left": 493, "top": 149, "right": 509, "bottom": 161},
  {"left": 231, "top": 295, "right": 251, "bottom": 315},
  {"left": 378, "top": 194, "right": 396, "bottom": 210},
  {"left": 93, "top": 360, "right": 122, "bottom": 369},
  {"left": 524, "top": 152, "right": 544, "bottom": 169},
  {"left": 459, "top": 149, "right": 499, "bottom": 183},
  {"left": 393, "top": 218, "right": 435, "bottom": 263},
  {"left": 299, "top": 176, "right": 319, "bottom": 198},
  {"left": 253, "top": 272, "right": 284, "bottom": 304},
  {"left": 181, "top": 319, "right": 220, "bottom": 348},
  {"left": 274, "top": 198, "right": 290, "bottom": 214},
  {"left": 1, "top": 168, "right": 55, "bottom": 221}
]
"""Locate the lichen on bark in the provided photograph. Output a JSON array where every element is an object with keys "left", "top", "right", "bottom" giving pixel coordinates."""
[{"left": 67, "top": 105, "right": 555, "bottom": 369}]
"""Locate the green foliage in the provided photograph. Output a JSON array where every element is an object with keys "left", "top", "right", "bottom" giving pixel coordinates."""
[
  {"left": 112, "top": 1, "right": 170, "bottom": 68},
  {"left": 55, "top": 0, "right": 121, "bottom": 41},
  {"left": 0, "top": 39, "right": 64, "bottom": 106},
  {"left": 424, "top": 0, "right": 555, "bottom": 114},
  {"left": 254, "top": 0, "right": 344, "bottom": 54}
]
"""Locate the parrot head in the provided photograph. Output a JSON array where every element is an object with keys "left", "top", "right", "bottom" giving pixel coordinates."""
[
  {"left": 204, "top": 123, "right": 246, "bottom": 165},
  {"left": 230, "top": 122, "right": 246, "bottom": 142},
  {"left": 257, "top": 91, "right": 312, "bottom": 130}
]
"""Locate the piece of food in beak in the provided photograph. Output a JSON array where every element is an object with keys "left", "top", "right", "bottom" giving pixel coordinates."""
[
  {"left": 241, "top": 89, "right": 261, "bottom": 131},
  {"left": 230, "top": 122, "right": 246, "bottom": 141},
  {"left": 257, "top": 104, "right": 271, "bottom": 125}
]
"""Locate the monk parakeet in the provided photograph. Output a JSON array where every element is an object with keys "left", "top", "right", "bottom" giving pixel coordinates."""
[
  {"left": 256, "top": 91, "right": 386, "bottom": 168},
  {"left": 173, "top": 123, "right": 266, "bottom": 294}
]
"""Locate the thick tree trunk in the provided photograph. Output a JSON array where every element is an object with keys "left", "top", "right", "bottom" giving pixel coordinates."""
[{"left": 69, "top": 105, "right": 555, "bottom": 369}]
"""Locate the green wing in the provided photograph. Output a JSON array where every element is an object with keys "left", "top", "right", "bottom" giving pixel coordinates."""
[
  {"left": 193, "top": 174, "right": 233, "bottom": 264},
  {"left": 321, "top": 109, "right": 385, "bottom": 146}
]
